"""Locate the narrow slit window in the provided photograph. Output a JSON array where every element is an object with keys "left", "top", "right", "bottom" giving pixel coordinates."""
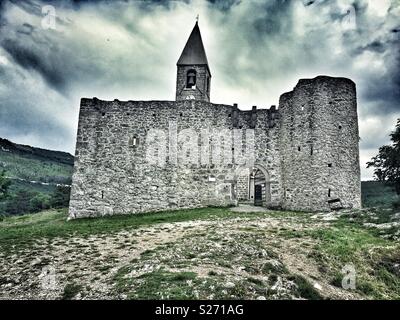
[
  {"left": 129, "top": 137, "right": 139, "bottom": 147},
  {"left": 328, "top": 189, "right": 331, "bottom": 197}
]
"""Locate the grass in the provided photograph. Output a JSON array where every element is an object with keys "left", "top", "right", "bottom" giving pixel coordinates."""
[
  {"left": 306, "top": 224, "right": 400, "bottom": 299},
  {"left": 115, "top": 268, "right": 198, "bottom": 299},
  {"left": 62, "top": 283, "right": 83, "bottom": 300},
  {"left": 261, "top": 261, "right": 288, "bottom": 275},
  {"left": 110, "top": 213, "right": 319, "bottom": 300},
  {"left": 0, "top": 149, "right": 72, "bottom": 183},
  {"left": 308, "top": 225, "right": 389, "bottom": 261},
  {"left": 246, "top": 276, "right": 264, "bottom": 286},
  {"left": 0, "top": 207, "right": 274, "bottom": 252},
  {"left": 361, "top": 181, "right": 398, "bottom": 209},
  {"left": 114, "top": 265, "right": 268, "bottom": 300},
  {"left": 0, "top": 141, "right": 73, "bottom": 216},
  {"left": 1, "top": 180, "right": 399, "bottom": 300},
  {"left": 289, "top": 275, "right": 323, "bottom": 300}
]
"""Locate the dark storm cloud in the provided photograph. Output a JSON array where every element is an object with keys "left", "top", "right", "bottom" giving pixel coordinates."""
[
  {"left": 17, "top": 22, "right": 35, "bottom": 35},
  {"left": 0, "top": 53, "right": 75, "bottom": 150},
  {"left": 2, "top": 38, "right": 67, "bottom": 91},
  {"left": 252, "top": 0, "right": 293, "bottom": 37},
  {"left": 8, "top": 0, "right": 43, "bottom": 16},
  {"left": 0, "top": 96, "right": 71, "bottom": 149},
  {"left": 0, "top": 1, "right": 7, "bottom": 24},
  {"left": 347, "top": 22, "right": 400, "bottom": 115},
  {"left": 279, "top": 0, "right": 399, "bottom": 119},
  {"left": 206, "top": 0, "right": 239, "bottom": 12},
  {"left": 0, "top": 0, "right": 399, "bottom": 179}
]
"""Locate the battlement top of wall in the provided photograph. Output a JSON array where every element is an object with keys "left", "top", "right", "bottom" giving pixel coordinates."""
[
  {"left": 80, "top": 98, "right": 228, "bottom": 108},
  {"left": 279, "top": 75, "right": 356, "bottom": 103},
  {"left": 80, "top": 98, "right": 279, "bottom": 113},
  {"left": 296, "top": 75, "right": 355, "bottom": 88}
]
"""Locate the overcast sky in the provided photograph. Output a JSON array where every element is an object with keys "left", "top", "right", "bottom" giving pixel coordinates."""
[{"left": 0, "top": 0, "right": 399, "bottom": 180}]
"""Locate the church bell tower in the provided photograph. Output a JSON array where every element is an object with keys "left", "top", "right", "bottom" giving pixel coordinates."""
[{"left": 176, "top": 21, "right": 211, "bottom": 102}]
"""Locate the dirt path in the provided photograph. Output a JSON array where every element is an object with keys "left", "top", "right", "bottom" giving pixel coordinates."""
[
  {"left": 0, "top": 212, "right": 363, "bottom": 300},
  {"left": 0, "top": 219, "right": 218, "bottom": 299}
]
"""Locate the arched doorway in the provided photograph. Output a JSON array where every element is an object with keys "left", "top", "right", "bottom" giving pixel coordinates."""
[{"left": 249, "top": 165, "right": 271, "bottom": 206}]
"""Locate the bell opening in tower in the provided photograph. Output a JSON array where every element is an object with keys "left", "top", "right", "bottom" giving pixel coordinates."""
[{"left": 186, "top": 69, "right": 197, "bottom": 89}]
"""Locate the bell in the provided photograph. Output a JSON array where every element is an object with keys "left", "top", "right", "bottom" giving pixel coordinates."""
[{"left": 188, "top": 76, "right": 195, "bottom": 85}]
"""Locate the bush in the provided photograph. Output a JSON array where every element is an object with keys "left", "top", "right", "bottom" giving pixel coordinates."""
[
  {"left": 0, "top": 170, "right": 11, "bottom": 200},
  {"left": 5, "top": 190, "right": 34, "bottom": 215},
  {"left": 4, "top": 189, "right": 53, "bottom": 215},
  {"left": 29, "top": 193, "right": 51, "bottom": 212},
  {"left": 393, "top": 199, "right": 400, "bottom": 210},
  {"left": 50, "top": 186, "right": 71, "bottom": 208}
]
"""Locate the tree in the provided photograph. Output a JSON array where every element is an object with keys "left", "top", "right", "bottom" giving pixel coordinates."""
[
  {"left": 50, "top": 186, "right": 71, "bottom": 208},
  {"left": 29, "top": 193, "right": 51, "bottom": 212},
  {"left": 367, "top": 119, "right": 400, "bottom": 195},
  {"left": 5, "top": 189, "right": 35, "bottom": 215},
  {"left": 0, "top": 170, "right": 11, "bottom": 200}
]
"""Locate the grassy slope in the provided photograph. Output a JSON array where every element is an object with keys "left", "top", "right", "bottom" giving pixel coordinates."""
[
  {"left": 0, "top": 150, "right": 73, "bottom": 183},
  {"left": 0, "top": 208, "right": 324, "bottom": 300},
  {"left": 0, "top": 180, "right": 399, "bottom": 300},
  {"left": 0, "top": 206, "right": 399, "bottom": 299},
  {"left": 0, "top": 208, "right": 274, "bottom": 247},
  {"left": 0, "top": 138, "right": 74, "bottom": 214},
  {"left": 362, "top": 181, "right": 398, "bottom": 209}
]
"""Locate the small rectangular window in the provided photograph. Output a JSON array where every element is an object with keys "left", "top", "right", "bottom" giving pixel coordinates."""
[{"left": 129, "top": 137, "right": 139, "bottom": 147}]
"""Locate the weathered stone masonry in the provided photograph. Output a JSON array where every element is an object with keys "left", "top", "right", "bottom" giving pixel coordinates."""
[
  {"left": 279, "top": 76, "right": 361, "bottom": 212},
  {"left": 69, "top": 99, "right": 281, "bottom": 218},
  {"left": 69, "top": 22, "right": 361, "bottom": 219}
]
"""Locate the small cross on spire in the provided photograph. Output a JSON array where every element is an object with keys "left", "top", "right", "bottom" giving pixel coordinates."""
[{"left": 196, "top": 14, "right": 199, "bottom": 23}]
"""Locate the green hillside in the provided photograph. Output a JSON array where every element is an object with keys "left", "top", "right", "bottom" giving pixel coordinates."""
[
  {"left": 0, "top": 137, "right": 73, "bottom": 182},
  {"left": 361, "top": 181, "right": 398, "bottom": 209},
  {"left": 0, "top": 138, "right": 74, "bottom": 216}
]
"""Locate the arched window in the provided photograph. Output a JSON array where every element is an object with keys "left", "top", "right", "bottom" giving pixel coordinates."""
[{"left": 186, "top": 69, "right": 196, "bottom": 89}]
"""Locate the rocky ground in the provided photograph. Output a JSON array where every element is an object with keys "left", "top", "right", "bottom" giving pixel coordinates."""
[{"left": 0, "top": 206, "right": 399, "bottom": 300}]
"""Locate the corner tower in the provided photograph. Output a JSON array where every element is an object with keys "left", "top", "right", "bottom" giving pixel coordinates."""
[
  {"left": 279, "top": 76, "right": 361, "bottom": 212},
  {"left": 176, "top": 21, "right": 211, "bottom": 102}
]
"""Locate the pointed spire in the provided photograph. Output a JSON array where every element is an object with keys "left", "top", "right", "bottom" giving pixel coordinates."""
[{"left": 177, "top": 21, "right": 210, "bottom": 68}]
